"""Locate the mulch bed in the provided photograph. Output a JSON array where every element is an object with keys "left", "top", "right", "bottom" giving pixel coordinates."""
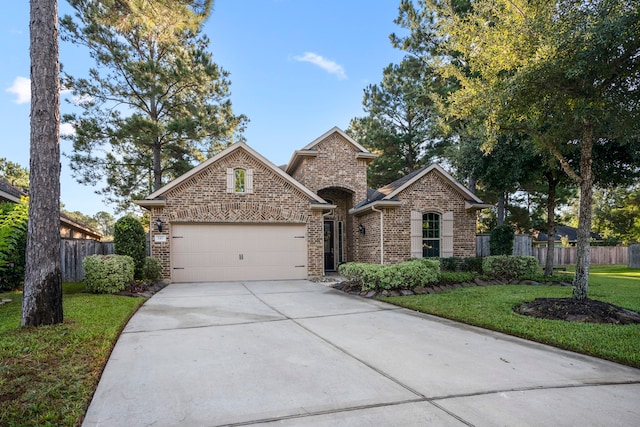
[
  {"left": 515, "top": 298, "right": 640, "bottom": 325},
  {"left": 117, "top": 281, "right": 169, "bottom": 298}
]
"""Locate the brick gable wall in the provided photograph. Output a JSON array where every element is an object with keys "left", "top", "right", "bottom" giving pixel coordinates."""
[
  {"left": 149, "top": 147, "right": 324, "bottom": 279},
  {"left": 289, "top": 132, "right": 369, "bottom": 204},
  {"left": 353, "top": 169, "right": 477, "bottom": 264}
]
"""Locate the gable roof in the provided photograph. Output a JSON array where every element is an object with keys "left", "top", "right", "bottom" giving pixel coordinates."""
[
  {"left": 535, "top": 225, "right": 602, "bottom": 242},
  {"left": 285, "top": 126, "right": 377, "bottom": 174},
  {"left": 351, "top": 163, "right": 492, "bottom": 213},
  {"left": 1, "top": 178, "right": 102, "bottom": 239},
  {"left": 135, "top": 141, "right": 330, "bottom": 207},
  {"left": 0, "top": 178, "right": 27, "bottom": 203}
]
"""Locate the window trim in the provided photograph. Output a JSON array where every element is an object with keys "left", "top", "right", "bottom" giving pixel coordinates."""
[{"left": 422, "top": 212, "right": 441, "bottom": 258}]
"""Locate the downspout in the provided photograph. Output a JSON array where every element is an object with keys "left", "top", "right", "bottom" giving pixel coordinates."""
[{"left": 371, "top": 205, "right": 384, "bottom": 264}]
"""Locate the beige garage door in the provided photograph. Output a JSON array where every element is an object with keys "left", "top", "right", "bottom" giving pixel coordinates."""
[{"left": 171, "top": 224, "right": 308, "bottom": 282}]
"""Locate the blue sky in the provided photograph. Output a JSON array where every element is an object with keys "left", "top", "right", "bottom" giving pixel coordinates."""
[{"left": 1, "top": 1, "right": 406, "bottom": 216}]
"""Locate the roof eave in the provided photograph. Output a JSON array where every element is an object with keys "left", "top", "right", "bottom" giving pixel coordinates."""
[
  {"left": 349, "top": 200, "right": 402, "bottom": 216},
  {"left": 465, "top": 201, "right": 494, "bottom": 210},
  {"left": 285, "top": 150, "right": 318, "bottom": 174},
  {"left": 134, "top": 199, "right": 167, "bottom": 209}
]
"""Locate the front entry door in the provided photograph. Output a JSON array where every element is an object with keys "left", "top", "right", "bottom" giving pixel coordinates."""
[{"left": 324, "top": 220, "right": 335, "bottom": 271}]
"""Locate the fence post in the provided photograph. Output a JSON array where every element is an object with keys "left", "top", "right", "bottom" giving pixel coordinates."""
[{"left": 630, "top": 244, "right": 640, "bottom": 268}]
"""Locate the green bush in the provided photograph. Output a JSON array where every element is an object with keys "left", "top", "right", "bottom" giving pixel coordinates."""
[
  {"left": 439, "top": 257, "right": 483, "bottom": 273},
  {"left": 83, "top": 255, "right": 134, "bottom": 294},
  {"left": 339, "top": 259, "right": 440, "bottom": 291},
  {"left": 489, "top": 224, "right": 514, "bottom": 255},
  {"left": 143, "top": 257, "right": 163, "bottom": 282},
  {"left": 114, "top": 216, "right": 146, "bottom": 279},
  {"left": 439, "top": 271, "right": 475, "bottom": 284},
  {"left": 482, "top": 255, "right": 539, "bottom": 280},
  {"left": 0, "top": 200, "right": 28, "bottom": 291}
]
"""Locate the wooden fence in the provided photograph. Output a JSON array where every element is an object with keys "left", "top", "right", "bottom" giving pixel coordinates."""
[
  {"left": 533, "top": 246, "right": 629, "bottom": 266},
  {"left": 476, "top": 234, "right": 532, "bottom": 257},
  {"left": 61, "top": 239, "right": 114, "bottom": 282},
  {"left": 476, "top": 234, "right": 629, "bottom": 265}
]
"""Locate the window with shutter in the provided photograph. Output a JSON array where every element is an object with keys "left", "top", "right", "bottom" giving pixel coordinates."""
[
  {"left": 441, "top": 212, "right": 454, "bottom": 258},
  {"left": 410, "top": 211, "right": 422, "bottom": 258}
]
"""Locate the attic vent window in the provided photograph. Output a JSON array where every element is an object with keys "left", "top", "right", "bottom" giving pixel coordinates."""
[{"left": 226, "top": 168, "right": 254, "bottom": 194}]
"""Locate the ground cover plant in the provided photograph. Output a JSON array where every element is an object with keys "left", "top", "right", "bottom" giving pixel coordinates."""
[
  {"left": 380, "top": 265, "right": 640, "bottom": 368},
  {"left": 0, "top": 283, "right": 144, "bottom": 426}
]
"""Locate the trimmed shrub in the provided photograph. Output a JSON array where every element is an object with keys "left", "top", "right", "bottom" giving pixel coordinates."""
[
  {"left": 339, "top": 259, "right": 440, "bottom": 291},
  {"left": 439, "top": 271, "right": 475, "bottom": 284},
  {"left": 114, "top": 216, "right": 146, "bottom": 279},
  {"left": 439, "top": 257, "right": 483, "bottom": 273},
  {"left": 489, "top": 224, "right": 514, "bottom": 255},
  {"left": 143, "top": 256, "right": 163, "bottom": 282},
  {"left": 482, "top": 256, "right": 539, "bottom": 280},
  {"left": 462, "top": 257, "right": 484, "bottom": 273},
  {"left": 439, "top": 257, "right": 460, "bottom": 272},
  {"left": 387, "top": 259, "right": 440, "bottom": 290},
  {"left": 83, "top": 255, "right": 134, "bottom": 294}
]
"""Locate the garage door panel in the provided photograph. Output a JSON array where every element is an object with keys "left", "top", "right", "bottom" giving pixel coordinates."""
[{"left": 171, "top": 224, "right": 307, "bottom": 282}]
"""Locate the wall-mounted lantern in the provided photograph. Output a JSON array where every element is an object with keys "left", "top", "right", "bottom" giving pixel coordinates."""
[
  {"left": 156, "top": 218, "right": 163, "bottom": 232},
  {"left": 358, "top": 224, "right": 366, "bottom": 235}
]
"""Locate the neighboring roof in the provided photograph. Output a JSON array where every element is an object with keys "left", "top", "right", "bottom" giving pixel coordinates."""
[
  {"left": 0, "top": 178, "right": 27, "bottom": 203},
  {"left": 351, "top": 164, "right": 492, "bottom": 214},
  {"left": 59, "top": 212, "right": 103, "bottom": 240},
  {"left": 285, "top": 126, "right": 377, "bottom": 174},
  {"left": 1, "top": 178, "right": 102, "bottom": 239},
  {"left": 535, "top": 225, "right": 602, "bottom": 242},
  {"left": 135, "top": 141, "right": 331, "bottom": 208}
]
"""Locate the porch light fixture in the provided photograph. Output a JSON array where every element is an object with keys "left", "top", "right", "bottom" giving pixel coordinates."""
[
  {"left": 358, "top": 224, "right": 365, "bottom": 235},
  {"left": 156, "top": 218, "right": 163, "bottom": 232}
]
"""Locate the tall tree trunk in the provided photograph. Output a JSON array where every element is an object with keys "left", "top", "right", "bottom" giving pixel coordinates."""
[
  {"left": 573, "top": 123, "right": 595, "bottom": 300},
  {"left": 153, "top": 137, "right": 162, "bottom": 191},
  {"left": 544, "top": 173, "right": 558, "bottom": 276},
  {"left": 496, "top": 192, "right": 506, "bottom": 225},
  {"left": 22, "top": 0, "right": 63, "bottom": 326},
  {"left": 468, "top": 176, "right": 477, "bottom": 194}
]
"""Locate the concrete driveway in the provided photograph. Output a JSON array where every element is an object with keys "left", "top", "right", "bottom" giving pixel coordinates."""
[{"left": 83, "top": 280, "right": 640, "bottom": 426}]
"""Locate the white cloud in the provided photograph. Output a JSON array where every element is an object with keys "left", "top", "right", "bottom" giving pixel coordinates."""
[
  {"left": 294, "top": 52, "right": 346, "bottom": 79},
  {"left": 73, "top": 94, "right": 94, "bottom": 105},
  {"left": 6, "top": 76, "right": 30, "bottom": 104},
  {"left": 60, "top": 122, "right": 76, "bottom": 137}
]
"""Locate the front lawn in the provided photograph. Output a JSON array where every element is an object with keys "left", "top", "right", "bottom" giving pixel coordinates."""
[
  {"left": 381, "top": 265, "right": 640, "bottom": 368},
  {"left": 0, "top": 283, "right": 144, "bottom": 426}
]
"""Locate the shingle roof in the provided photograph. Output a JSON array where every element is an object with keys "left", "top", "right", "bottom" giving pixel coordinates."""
[
  {"left": 0, "top": 178, "right": 27, "bottom": 201},
  {"left": 535, "top": 225, "right": 602, "bottom": 242}
]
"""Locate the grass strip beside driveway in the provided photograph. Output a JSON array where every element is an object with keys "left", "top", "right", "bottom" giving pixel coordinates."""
[
  {"left": 0, "top": 283, "right": 144, "bottom": 426},
  {"left": 381, "top": 265, "right": 640, "bottom": 368}
]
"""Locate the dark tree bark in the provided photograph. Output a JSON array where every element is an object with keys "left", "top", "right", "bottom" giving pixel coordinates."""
[
  {"left": 544, "top": 173, "right": 559, "bottom": 276},
  {"left": 22, "top": 0, "right": 63, "bottom": 326},
  {"left": 572, "top": 123, "right": 595, "bottom": 300}
]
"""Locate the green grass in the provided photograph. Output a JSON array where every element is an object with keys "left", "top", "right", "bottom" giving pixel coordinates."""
[
  {"left": 381, "top": 265, "right": 640, "bottom": 368},
  {"left": 0, "top": 283, "right": 144, "bottom": 426}
]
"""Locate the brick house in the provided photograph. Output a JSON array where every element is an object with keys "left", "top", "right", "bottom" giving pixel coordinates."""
[{"left": 135, "top": 127, "right": 490, "bottom": 282}]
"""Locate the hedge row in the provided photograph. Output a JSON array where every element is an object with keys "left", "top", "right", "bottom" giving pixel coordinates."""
[
  {"left": 339, "top": 259, "right": 440, "bottom": 291},
  {"left": 339, "top": 255, "right": 540, "bottom": 291}
]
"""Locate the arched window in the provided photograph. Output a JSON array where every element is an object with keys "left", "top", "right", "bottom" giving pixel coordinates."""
[{"left": 422, "top": 212, "right": 441, "bottom": 258}]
